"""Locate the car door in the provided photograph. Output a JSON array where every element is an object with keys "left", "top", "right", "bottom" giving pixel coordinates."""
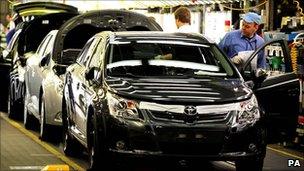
[
  {"left": 26, "top": 33, "right": 53, "bottom": 116},
  {"left": 240, "top": 39, "right": 300, "bottom": 143},
  {"left": 82, "top": 36, "right": 104, "bottom": 140},
  {"left": 67, "top": 37, "right": 97, "bottom": 141}
]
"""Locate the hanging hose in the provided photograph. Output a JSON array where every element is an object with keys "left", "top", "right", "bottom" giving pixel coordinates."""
[{"left": 290, "top": 43, "right": 298, "bottom": 73}]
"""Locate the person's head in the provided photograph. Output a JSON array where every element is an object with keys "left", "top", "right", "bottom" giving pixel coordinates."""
[
  {"left": 241, "top": 12, "right": 261, "bottom": 38},
  {"left": 6, "top": 14, "right": 12, "bottom": 22},
  {"left": 174, "top": 6, "right": 191, "bottom": 28}
]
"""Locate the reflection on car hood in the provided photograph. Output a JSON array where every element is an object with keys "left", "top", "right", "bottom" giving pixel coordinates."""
[{"left": 106, "top": 77, "right": 252, "bottom": 104}]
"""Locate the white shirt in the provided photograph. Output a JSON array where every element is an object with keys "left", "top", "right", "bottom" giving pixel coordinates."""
[{"left": 176, "top": 24, "right": 193, "bottom": 33}]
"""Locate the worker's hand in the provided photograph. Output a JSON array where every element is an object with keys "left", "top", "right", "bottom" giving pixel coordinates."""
[
  {"left": 231, "top": 55, "right": 243, "bottom": 65},
  {"left": 255, "top": 68, "right": 267, "bottom": 78},
  {"left": 154, "top": 53, "right": 172, "bottom": 60}
]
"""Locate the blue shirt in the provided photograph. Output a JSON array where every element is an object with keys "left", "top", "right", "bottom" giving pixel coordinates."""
[
  {"left": 218, "top": 30, "right": 265, "bottom": 68},
  {"left": 5, "top": 28, "right": 15, "bottom": 44}
]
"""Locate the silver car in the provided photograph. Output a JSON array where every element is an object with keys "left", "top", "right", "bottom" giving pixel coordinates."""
[{"left": 24, "top": 30, "right": 64, "bottom": 140}]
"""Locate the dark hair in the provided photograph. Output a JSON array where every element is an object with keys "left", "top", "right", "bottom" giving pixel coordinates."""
[
  {"left": 6, "top": 13, "right": 13, "bottom": 17},
  {"left": 174, "top": 7, "right": 191, "bottom": 24}
]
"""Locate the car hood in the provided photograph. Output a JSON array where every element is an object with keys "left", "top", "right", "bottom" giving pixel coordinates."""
[{"left": 106, "top": 77, "right": 252, "bottom": 105}]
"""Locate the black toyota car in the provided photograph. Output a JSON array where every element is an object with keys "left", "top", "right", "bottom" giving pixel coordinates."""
[{"left": 62, "top": 31, "right": 299, "bottom": 171}]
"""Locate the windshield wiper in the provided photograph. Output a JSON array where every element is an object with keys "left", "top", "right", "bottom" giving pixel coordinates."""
[
  {"left": 108, "top": 72, "right": 140, "bottom": 78},
  {"left": 181, "top": 73, "right": 211, "bottom": 78}
]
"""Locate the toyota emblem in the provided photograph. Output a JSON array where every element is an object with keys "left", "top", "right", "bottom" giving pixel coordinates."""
[{"left": 184, "top": 106, "right": 197, "bottom": 116}]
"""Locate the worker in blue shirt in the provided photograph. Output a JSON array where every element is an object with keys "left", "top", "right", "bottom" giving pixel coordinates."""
[{"left": 219, "top": 12, "right": 265, "bottom": 69}]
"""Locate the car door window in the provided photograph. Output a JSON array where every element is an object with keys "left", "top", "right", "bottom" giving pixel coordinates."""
[
  {"left": 87, "top": 37, "right": 103, "bottom": 68},
  {"left": 76, "top": 37, "right": 100, "bottom": 66},
  {"left": 36, "top": 34, "right": 52, "bottom": 57},
  {"left": 243, "top": 40, "right": 292, "bottom": 79},
  {"left": 76, "top": 38, "right": 94, "bottom": 65},
  {"left": 42, "top": 35, "right": 55, "bottom": 57}
]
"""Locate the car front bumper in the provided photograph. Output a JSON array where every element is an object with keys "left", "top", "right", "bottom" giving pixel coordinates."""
[{"left": 97, "top": 114, "right": 266, "bottom": 161}]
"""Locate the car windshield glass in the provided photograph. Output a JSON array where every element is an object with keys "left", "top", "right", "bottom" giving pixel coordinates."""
[{"left": 106, "top": 40, "right": 238, "bottom": 78}]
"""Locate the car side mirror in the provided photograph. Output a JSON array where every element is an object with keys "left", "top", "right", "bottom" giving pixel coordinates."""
[
  {"left": 53, "top": 64, "right": 67, "bottom": 75},
  {"left": 39, "top": 55, "right": 49, "bottom": 67},
  {"left": 245, "top": 80, "right": 254, "bottom": 89},
  {"left": 241, "top": 67, "right": 267, "bottom": 81},
  {"left": 85, "top": 67, "right": 102, "bottom": 84},
  {"left": 240, "top": 68, "right": 254, "bottom": 81},
  {"left": 19, "top": 56, "right": 27, "bottom": 67},
  {"left": 17, "top": 51, "right": 35, "bottom": 67}
]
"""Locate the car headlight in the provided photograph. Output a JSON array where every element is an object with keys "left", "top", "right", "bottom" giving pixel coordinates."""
[
  {"left": 107, "top": 93, "right": 139, "bottom": 119},
  {"left": 232, "top": 95, "right": 260, "bottom": 129}
]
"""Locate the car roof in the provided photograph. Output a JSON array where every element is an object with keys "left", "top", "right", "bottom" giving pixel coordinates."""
[{"left": 100, "top": 31, "right": 213, "bottom": 44}]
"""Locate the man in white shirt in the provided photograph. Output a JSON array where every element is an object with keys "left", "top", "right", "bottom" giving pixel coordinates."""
[
  {"left": 174, "top": 6, "right": 193, "bottom": 33},
  {"left": 174, "top": 7, "right": 193, "bottom": 33}
]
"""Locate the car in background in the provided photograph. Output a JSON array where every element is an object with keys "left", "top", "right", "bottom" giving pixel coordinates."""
[
  {"left": 23, "top": 10, "right": 162, "bottom": 141},
  {"left": 0, "top": 1, "right": 78, "bottom": 116},
  {"left": 62, "top": 31, "right": 299, "bottom": 170},
  {"left": 10, "top": 1, "right": 78, "bottom": 25}
]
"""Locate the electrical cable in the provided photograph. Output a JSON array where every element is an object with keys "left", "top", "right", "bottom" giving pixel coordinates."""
[
  {"left": 6, "top": 0, "right": 21, "bottom": 6},
  {"left": 291, "top": 33, "right": 304, "bottom": 74},
  {"left": 294, "top": 33, "right": 304, "bottom": 46},
  {"left": 294, "top": 0, "right": 304, "bottom": 16},
  {"left": 6, "top": 0, "right": 12, "bottom": 4},
  {"left": 221, "top": 0, "right": 267, "bottom": 11},
  {"left": 6, "top": 0, "right": 14, "bottom": 4}
]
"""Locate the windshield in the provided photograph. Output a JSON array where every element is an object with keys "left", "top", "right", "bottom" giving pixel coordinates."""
[{"left": 106, "top": 40, "right": 238, "bottom": 78}]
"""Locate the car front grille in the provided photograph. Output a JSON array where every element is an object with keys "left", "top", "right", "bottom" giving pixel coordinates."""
[{"left": 148, "top": 110, "right": 230, "bottom": 123}]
